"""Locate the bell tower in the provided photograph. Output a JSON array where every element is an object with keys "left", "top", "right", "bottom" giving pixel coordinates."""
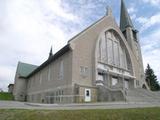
[
  {"left": 120, "top": 0, "right": 143, "bottom": 61},
  {"left": 120, "top": 0, "right": 146, "bottom": 88}
]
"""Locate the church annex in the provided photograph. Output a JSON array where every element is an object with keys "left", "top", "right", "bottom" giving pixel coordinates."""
[{"left": 13, "top": 0, "right": 149, "bottom": 103}]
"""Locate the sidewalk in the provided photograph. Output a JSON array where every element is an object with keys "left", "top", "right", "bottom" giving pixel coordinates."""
[{"left": 0, "top": 100, "right": 160, "bottom": 110}]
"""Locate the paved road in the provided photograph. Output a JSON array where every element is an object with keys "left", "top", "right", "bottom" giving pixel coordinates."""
[{"left": 0, "top": 101, "right": 160, "bottom": 110}]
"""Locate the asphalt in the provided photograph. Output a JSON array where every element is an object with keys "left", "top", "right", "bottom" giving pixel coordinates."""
[{"left": 0, "top": 101, "right": 160, "bottom": 110}]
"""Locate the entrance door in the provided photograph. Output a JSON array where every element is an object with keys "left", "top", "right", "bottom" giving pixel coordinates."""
[
  {"left": 124, "top": 80, "right": 129, "bottom": 89},
  {"left": 85, "top": 89, "right": 91, "bottom": 102}
]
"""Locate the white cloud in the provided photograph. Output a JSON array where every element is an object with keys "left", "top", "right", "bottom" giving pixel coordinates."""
[
  {"left": 42, "top": 0, "right": 78, "bottom": 21},
  {"left": 0, "top": 0, "right": 80, "bottom": 91},
  {"left": 136, "top": 17, "right": 148, "bottom": 24},
  {"left": 127, "top": 5, "right": 137, "bottom": 20},
  {"left": 128, "top": 7, "right": 137, "bottom": 14},
  {"left": 141, "top": 29, "right": 160, "bottom": 82},
  {"left": 137, "top": 13, "right": 160, "bottom": 32},
  {"left": 142, "top": 0, "right": 160, "bottom": 6},
  {"left": 131, "top": 14, "right": 136, "bottom": 20}
]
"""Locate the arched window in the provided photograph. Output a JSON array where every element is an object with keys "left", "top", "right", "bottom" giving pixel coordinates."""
[{"left": 98, "top": 30, "right": 131, "bottom": 70}]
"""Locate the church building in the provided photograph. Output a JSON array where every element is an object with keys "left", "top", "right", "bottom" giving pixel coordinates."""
[{"left": 13, "top": 0, "right": 149, "bottom": 103}]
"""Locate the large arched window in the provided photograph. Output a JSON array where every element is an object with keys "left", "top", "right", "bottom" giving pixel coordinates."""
[{"left": 98, "top": 30, "right": 131, "bottom": 71}]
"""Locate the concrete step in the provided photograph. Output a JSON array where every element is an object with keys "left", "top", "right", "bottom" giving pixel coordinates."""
[
  {"left": 126, "top": 88, "right": 160, "bottom": 102},
  {"left": 135, "top": 89, "right": 160, "bottom": 100}
]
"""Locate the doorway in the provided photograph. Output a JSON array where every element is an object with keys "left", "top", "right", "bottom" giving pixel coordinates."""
[
  {"left": 124, "top": 79, "right": 129, "bottom": 89},
  {"left": 84, "top": 89, "right": 91, "bottom": 102}
]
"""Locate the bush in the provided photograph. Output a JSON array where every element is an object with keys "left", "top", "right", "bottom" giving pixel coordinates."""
[{"left": 0, "top": 92, "right": 14, "bottom": 100}]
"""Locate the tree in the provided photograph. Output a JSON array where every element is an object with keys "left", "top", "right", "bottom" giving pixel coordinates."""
[{"left": 145, "top": 64, "right": 160, "bottom": 91}]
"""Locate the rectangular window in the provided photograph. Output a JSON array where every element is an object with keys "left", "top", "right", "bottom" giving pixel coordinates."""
[
  {"left": 119, "top": 47, "right": 123, "bottom": 68},
  {"left": 59, "top": 60, "right": 64, "bottom": 80},
  {"left": 119, "top": 48, "right": 127, "bottom": 69},
  {"left": 99, "top": 39, "right": 102, "bottom": 60},
  {"left": 28, "top": 79, "right": 31, "bottom": 88},
  {"left": 123, "top": 50, "right": 127, "bottom": 69},
  {"left": 107, "top": 39, "right": 113, "bottom": 65},
  {"left": 101, "top": 35, "right": 107, "bottom": 62},
  {"left": 30, "top": 78, "right": 33, "bottom": 87},
  {"left": 80, "top": 66, "right": 84, "bottom": 74},
  {"left": 113, "top": 41, "right": 119, "bottom": 66},
  {"left": 48, "top": 66, "right": 51, "bottom": 81},
  {"left": 84, "top": 67, "right": 88, "bottom": 74},
  {"left": 80, "top": 66, "right": 89, "bottom": 78},
  {"left": 32, "top": 76, "right": 35, "bottom": 87},
  {"left": 39, "top": 72, "right": 42, "bottom": 84}
]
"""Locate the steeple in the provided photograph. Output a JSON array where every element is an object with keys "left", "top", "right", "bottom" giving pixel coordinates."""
[
  {"left": 120, "top": 0, "right": 134, "bottom": 32},
  {"left": 48, "top": 46, "right": 53, "bottom": 59}
]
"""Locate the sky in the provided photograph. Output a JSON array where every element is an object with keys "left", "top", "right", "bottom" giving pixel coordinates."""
[{"left": 0, "top": 0, "right": 160, "bottom": 91}]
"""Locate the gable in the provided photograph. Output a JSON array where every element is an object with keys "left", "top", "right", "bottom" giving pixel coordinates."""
[{"left": 68, "top": 15, "right": 120, "bottom": 47}]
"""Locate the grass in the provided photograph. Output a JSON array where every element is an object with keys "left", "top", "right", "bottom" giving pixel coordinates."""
[
  {"left": 0, "top": 92, "right": 14, "bottom": 100},
  {"left": 0, "top": 107, "right": 160, "bottom": 120}
]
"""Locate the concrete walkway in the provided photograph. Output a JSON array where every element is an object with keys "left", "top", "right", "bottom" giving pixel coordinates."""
[{"left": 0, "top": 101, "right": 160, "bottom": 110}]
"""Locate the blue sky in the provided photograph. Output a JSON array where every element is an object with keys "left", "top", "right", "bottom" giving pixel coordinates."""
[{"left": 0, "top": 0, "right": 160, "bottom": 91}]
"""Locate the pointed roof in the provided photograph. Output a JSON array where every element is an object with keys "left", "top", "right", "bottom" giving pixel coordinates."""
[{"left": 120, "top": 0, "right": 134, "bottom": 32}]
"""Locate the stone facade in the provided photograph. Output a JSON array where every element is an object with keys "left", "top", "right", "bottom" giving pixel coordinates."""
[
  {"left": 14, "top": 76, "right": 27, "bottom": 101},
  {"left": 13, "top": 0, "right": 148, "bottom": 103}
]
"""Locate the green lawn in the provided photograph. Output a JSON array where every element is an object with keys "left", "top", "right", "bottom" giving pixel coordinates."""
[
  {"left": 0, "top": 92, "right": 14, "bottom": 100},
  {"left": 0, "top": 107, "right": 160, "bottom": 120}
]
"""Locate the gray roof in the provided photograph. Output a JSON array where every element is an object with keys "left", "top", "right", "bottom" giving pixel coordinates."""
[
  {"left": 17, "top": 62, "right": 38, "bottom": 78},
  {"left": 120, "top": 0, "right": 134, "bottom": 32},
  {"left": 26, "top": 44, "right": 71, "bottom": 78}
]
